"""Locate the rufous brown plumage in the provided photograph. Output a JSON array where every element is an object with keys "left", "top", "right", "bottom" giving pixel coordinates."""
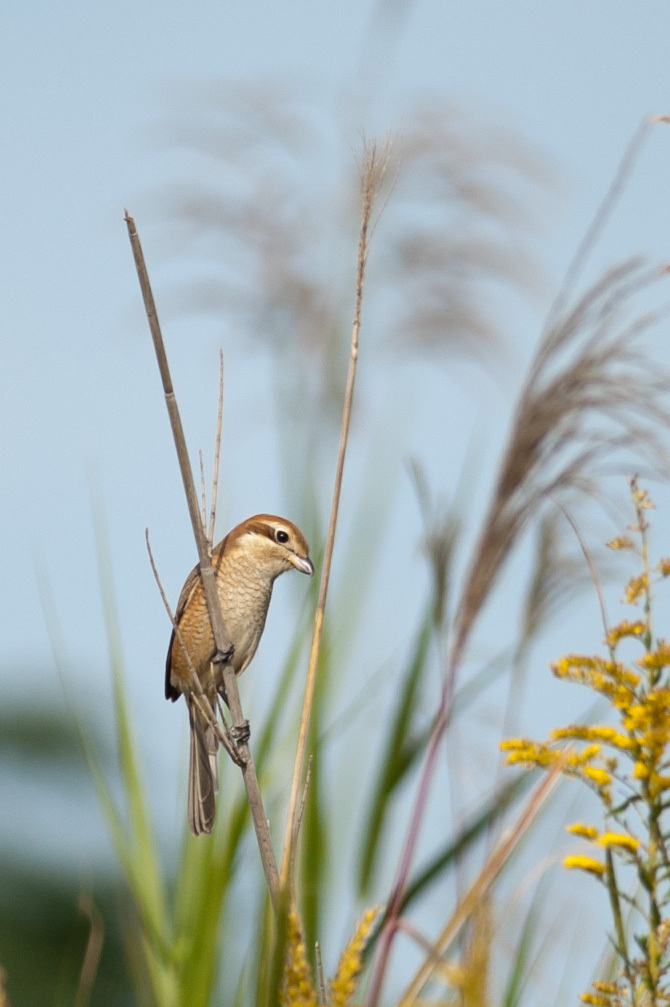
[{"left": 166, "top": 514, "right": 313, "bottom": 835}]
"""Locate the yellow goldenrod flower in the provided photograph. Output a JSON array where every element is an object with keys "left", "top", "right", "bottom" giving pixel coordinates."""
[
  {"left": 606, "top": 619, "right": 646, "bottom": 646},
  {"left": 499, "top": 738, "right": 531, "bottom": 750},
  {"left": 329, "top": 907, "right": 381, "bottom": 1007},
  {"left": 551, "top": 655, "right": 639, "bottom": 708},
  {"left": 580, "top": 994, "right": 611, "bottom": 1006},
  {"left": 623, "top": 573, "right": 648, "bottom": 605},
  {"left": 580, "top": 765, "right": 612, "bottom": 797},
  {"left": 551, "top": 725, "right": 634, "bottom": 751},
  {"left": 632, "top": 484, "right": 654, "bottom": 509},
  {"left": 569, "top": 745, "right": 601, "bottom": 767},
  {"left": 500, "top": 739, "right": 555, "bottom": 768},
  {"left": 564, "top": 855, "right": 606, "bottom": 876},
  {"left": 651, "top": 774, "right": 670, "bottom": 793},
  {"left": 656, "top": 919, "right": 670, "bottom": 954},
  {"left": 592, "top": 980, "right": 619, "bottom": 994},
  {"left": 504, "top": 488, "right": 670, "bottom": 1005},
  {"left": 624, "top": 704, "right": 645, "bottom": 729},
  {"left": 597, "top": 833, "right": 640, "bottom": 853},
  {"left": 606, "top": 536, "right": 635, "bottom": 551},
  {"left": 566, "top": 823, "right": 599, "bottom": 840},
  {"left": 637, "top": 643, "right": 670, "bottom": 670}
]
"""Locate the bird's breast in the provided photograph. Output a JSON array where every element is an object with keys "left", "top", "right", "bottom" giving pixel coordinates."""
[{"left": 217, "top": 562, "right": 274, "bottom": 675}]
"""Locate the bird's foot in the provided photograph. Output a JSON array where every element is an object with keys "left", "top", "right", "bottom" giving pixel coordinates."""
[
  {"left": 212, "top": 643, "right": 235, "bottom": 666},
  {"left": 231, "top": 720, "right": 250, "bottom": 746}
]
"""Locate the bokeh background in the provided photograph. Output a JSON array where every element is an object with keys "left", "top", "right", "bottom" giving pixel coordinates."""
[{"left": 2, "top": 1, "right": 670, "bottom": 1005}]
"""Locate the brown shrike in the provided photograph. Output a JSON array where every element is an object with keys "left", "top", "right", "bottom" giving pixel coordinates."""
[{"left": 165, "top": 514, "right": 313, "bottom": 835}]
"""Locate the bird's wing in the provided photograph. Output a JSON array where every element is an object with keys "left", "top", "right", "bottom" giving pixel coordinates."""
[{"left": 164, "top": 536, "right": 228, "bottom": 700}]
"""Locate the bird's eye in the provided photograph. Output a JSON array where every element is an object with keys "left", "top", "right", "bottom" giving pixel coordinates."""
[{"left": 275, "top": 529, "right": 289, "bottom": 544}]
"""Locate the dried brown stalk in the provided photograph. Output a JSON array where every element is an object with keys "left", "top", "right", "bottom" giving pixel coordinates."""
[
  {"left": 279, "top": 139, "right": 391, "bottom": 888},
  {"left": 124, "top": 211, "right": 280, "bottom": 900},
  {"left": 208, "top": 347, "right": 224, "bottom": 547}
]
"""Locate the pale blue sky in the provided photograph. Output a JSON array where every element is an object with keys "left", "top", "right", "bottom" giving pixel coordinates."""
[{"left": 2, "top": 0, "right": 670, "bottom": 1000}]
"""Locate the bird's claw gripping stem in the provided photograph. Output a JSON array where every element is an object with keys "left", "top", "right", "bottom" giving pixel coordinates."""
[
  {"left": 212, "top": 643, "right": 235, "bottom": 666},
  {"left": 231, "top": 720, "right": 251, "bottom": 746}
]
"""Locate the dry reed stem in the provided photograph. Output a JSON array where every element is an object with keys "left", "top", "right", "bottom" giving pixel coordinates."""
[
  {"left": 293, "top": 755, "right": 313, "bottom": 867},
  {"left": 125, "top": 212, "right": 279, "bottom": 900},
  {"left": 394, "top": 759, "right": 565, "bottom": 1007},
  {"left": 556, "top": 504, "right": 613, "bottom": 660},
  {"left": 198, "top": 450, "right": 207, "bottom": 538},
  {"left": 546, "top": 117, "right": 652, "bottom": 330},
  {"left": 279, "top": 139, "right": 390, "bottom": 889},
  {"left": 208, "top": 347, "right": 224, "bottom": 547}
]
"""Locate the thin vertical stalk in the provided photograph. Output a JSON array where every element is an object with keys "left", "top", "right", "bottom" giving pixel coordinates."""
[
  {"left": 124, "top": 212, "right": 279, "bottom": 901},
  {"left": 279, "top": 142, "right": 387, "bottom": 887}
]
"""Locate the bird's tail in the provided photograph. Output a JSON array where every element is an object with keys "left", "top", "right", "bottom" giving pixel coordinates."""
[{"left": 186, "top": 699, "right": 219, "bottom": 836}]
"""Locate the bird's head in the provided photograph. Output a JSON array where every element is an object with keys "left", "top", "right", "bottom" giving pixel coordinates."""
[{"left": 225, "top": 514, "right": 314, "bottom": 580}]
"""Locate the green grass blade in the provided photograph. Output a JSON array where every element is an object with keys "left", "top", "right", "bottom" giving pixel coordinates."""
[
  {"left": 90, "top": 494, "right": 176, "bottom": 1005},
  {"left": 357, "top": 610, "right": 433, "bottom": 895},
  {"left": 402, "top": 773, "right": 534, "bottom": 912},
  {"left": 501, "top": 881, "right": 546, "bottom": 1007}
]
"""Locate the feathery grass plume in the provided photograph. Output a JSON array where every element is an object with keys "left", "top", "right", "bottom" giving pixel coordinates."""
[
  {"left": 160, "top": 84, "right": 546, "bottom": 413},
  {"left": 501, "top": 480, "right": 670, "bottom": 1006},
  {"left": 453, "top": 260, "right": 670, "bottom": 669}
]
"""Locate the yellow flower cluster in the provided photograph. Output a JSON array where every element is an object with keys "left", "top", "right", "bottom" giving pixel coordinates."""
[
  {"left": 597, "top": 832, "right": 640, "bottom": 853},
  {"left": 501, "top": 737, "right": 613, "bottom": 801},
  {"left": 564, "top": 855, "right": 606, "bottom": 877},
  {"left": 606, "top": 536, "right": 635, "bottom": 551},
  {"left": 580, "top": 980, "right": 622, "bottom": 1006},
  {"left": 281, "top": 905, "right": 380, "bottom": 1007},
  {"left": 552, "top": 724, "right": 634, "bottom": 751},
  {"left": 281, "top": 910, "right": 318, "bottom": 1007},
  {"left": 499, "top": 738, "right": 554, "bottom": 768},
  {"left": 329, "top": 907, "right": 380, "bottom": 1007},
  {"left": 637, "top": 642, "right": 670, "bottom": 671},
  {"left": 606, "top": 619, "right": 646, "bottom": 647},
  {"left": 623, "top": 689, "right": 670, "bottom": 798},
  {"left": 551, "top": 654, "right": 639, "bottom": 710},
  {"left": 624, "top": 573, "right": 650, "bottom": 605},
  {"left": 503, "top": 484, "right": 670, "bottom": 1004},
  {"left": 566, "top": 823, "right": 599, "bottom": 840}
]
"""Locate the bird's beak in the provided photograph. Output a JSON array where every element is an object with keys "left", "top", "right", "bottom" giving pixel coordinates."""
[{"left": 290, "top": 554, "right": 314, "bottom": 576}]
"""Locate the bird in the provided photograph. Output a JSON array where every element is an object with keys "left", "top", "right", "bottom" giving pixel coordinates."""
[{"left": 165, "top": 514, "right": 314, "bottom": 836}]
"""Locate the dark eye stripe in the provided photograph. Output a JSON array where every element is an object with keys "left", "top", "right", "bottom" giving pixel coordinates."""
[{"left": 245, "top": 521, "right": 288, "bottom": 545}]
